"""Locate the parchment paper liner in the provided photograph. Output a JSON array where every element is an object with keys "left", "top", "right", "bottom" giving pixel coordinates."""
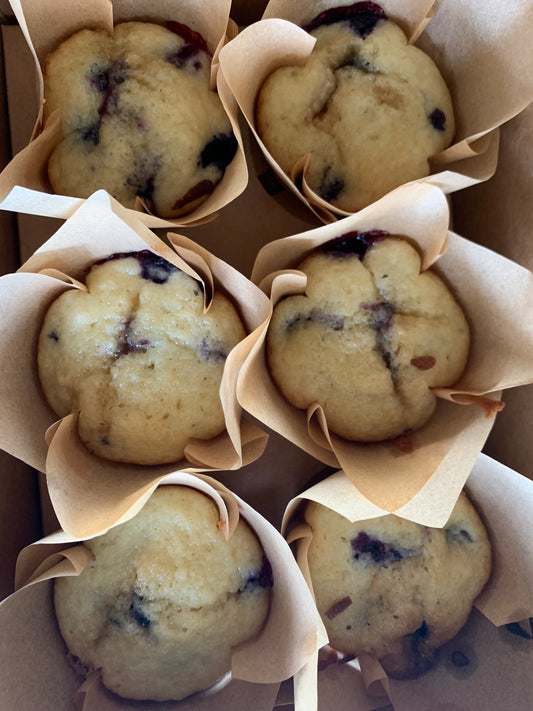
[
  {"left": 236, "top": 181, "right": 533, "bottom": 526},
  {"left": 2, "top": 472, "right": 325, "bottom": 710},
  {"left": 281, "top": 454, "right": 533, "bottom": 711},
  {"left": 0, "top": 189, "right": 271, "bottom": 539},
  {"left": 218, "top": 0, "right": 533, "bottom": 223},
  {"left": 0, "top": 0, "right": 248, "bottom": 228}
]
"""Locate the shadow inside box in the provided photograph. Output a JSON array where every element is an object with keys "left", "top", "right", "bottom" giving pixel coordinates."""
[{"left": 176, "top": 120, "right": 322, "bottom": 279}]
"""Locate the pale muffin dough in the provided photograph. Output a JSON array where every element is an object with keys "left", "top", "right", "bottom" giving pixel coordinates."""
[
  {"left": 305, "top": 491, "right": 492, "bottom": 678},
  {"left": 54, "top": 486, "right": 273, "bottom": 701},
  {"left": 256, "top": 2, "right": 454, "bottom": 212},
  {"left": 44, "top": 21, "right": 237, "bottom": 217},
  {"left": 38, "top": 251, "right": 246, "bottom": 464},
  {"left": 267, "top": 233, "right": 470, "bottom": 442}
]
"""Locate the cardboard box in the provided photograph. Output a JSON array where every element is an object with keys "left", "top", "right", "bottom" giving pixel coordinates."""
[{"left": 0, "top": 1, "right": 531, "bottom": 709}]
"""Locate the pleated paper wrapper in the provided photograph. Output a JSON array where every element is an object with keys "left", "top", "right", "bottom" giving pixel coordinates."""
[
  {"left": 282, "top": 453, "right": 533, "bottom": 711},
  {"left": 0, "top": 472, "right": 325, "bottom": 711},
  {"left": 0, "top": 0, "right": 248, "bottom": 228},
  {"left": 0, "top": 190, "right": 272, "bottom": 539},
  {"left": 237, "top": 181, "right": 533, "bottom": 527},
  {"left": 218, "top": 0, "right": 533, "bottom": 222}
]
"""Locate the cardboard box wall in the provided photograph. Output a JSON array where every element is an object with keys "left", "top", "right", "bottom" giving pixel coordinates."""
[{"left": 0, "top": 0, "right": 531, "bottom": 708}]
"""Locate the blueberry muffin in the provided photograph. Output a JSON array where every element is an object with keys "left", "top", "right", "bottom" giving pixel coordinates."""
[
  {"left": 256, "top": 2, "right": 454, "bottom": 212},
  {"left": 54, "top": 486, "right": 273, "bottom": 701},
  {"left": 266, "top": 232, "right": 470, "bottom": 442},
  {"left": 304, "top": 491, "right": 491, "bottom": 678},
  {"left": 43, "top": 21, "right": 238, "bottom": 217},
  {"left": 38, "top": 250, "right": 246, "bottom": 464}
]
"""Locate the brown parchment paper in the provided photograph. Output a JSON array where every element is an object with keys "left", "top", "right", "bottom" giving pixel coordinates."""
[
  {"left": 3, "top": 472, "right": 325, "bottom": 711},
  {"left": 236, "top": 181, "right": 533, "bottom": 526},
  {"left": 218, "top": 0, "right": 533, "bottom": 223},
  {"left": 0, "top": 0, "right": 248, "bottom": 228},
  {"left": 283, "top": 453, "right": 533, "bottom": 711},
  {"left": 0, "top": 189, "right": 271, "bottom": 538}
]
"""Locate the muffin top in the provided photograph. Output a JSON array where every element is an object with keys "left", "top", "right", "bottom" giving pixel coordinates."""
[
  {"left": 304, "top": 491, "right": 492, "bottom": 678},
  {"left": 44, "top": 21, "right": 237, "bottom": 217},
  {"left": 54, "top": 485, "right": 273, "bottom": 701},
  {"left": 256, "top": 2, "right": 454, "bottom": 211},
  {"left": 267, "top": 233, "right": 470, "bottom": 442},
  {"left": 38, "top": 251, "right": 246, "bottom": 464}
]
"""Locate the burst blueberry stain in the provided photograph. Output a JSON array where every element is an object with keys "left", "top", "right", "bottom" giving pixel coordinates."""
[
  {"left": 125, "top": 155, "right": 161, "bottom": 211},
  {"left": 200, "top": 133, "right": 238, "bottom": 171},
  {"left": 445, "top": 526, "right": 473, "bottom": 545},
  {"left": 351, "top": 531, "right": 403, "bottom": 563},
  {"left": 115, "top": 315, "right": 151, "bottom": 358},
  {"left": 321, "top": 230, "right": 389, "bottom": 259},
  {"left": 303, "top": 1, "right": 387, "bottom": 39},
  {"left": 166, "top": 43, "right": 201, "bottom": 70},
  {"left": 130, "top": 593, "right": 151, "bottom": 629},
  {"left": 285, "top": 308, "right": 344, "bottom": 333},
  {"left": 238, "top": 555, "right": 274, "bottom": 592},
  {"left": 198, "top": 338, "right": 228, "bottom": 363},
  {"left": 97, "top": 60, "right": 128, "bottom": 118},
  {"left": 94, "top": 250, "right": 180, "bottom": 285},
  {"left": 165, "top": 20, "right": 211, "bottom": 57},
  {"left": 87, "top": 64, "right": 109, "bottom": 92},
  {"left": 429, "top": 108, "right": 446, "bottom": 131},
  {"left": 75, "top": 123, "right": 100, "bottom": 147}
]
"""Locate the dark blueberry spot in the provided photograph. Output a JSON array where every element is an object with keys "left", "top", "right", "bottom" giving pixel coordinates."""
[
  {"left": 286, "top": 308, "right": 344, "bottom": 333},
  {"left": 506, "top": 622, "right": 533, "bottom": 640},
  {"left": 172, "top": 179, "right": 215, "bottom": 211},
  {"left": 238, "top": 555, "right": 274, "bottom": 593},
  {"left": 115, "top": 315, "right": 151, "bottom": 358},
  {"left": 344, "top": 53, "right": 378, "bottom": 73},
  {"left": 108, "top": 616, "right": 121, "bottom": 627},
  {"left": 445, "top": 526, "right": 473, "bottom": 545},
  {"left": 165, "top": 21, "right": 211, "bottom": 57},
  {"left": 429, "top": 108, "right": 446, "bottom": 132},
  {"left": 167, "top": 42, "right": 201, "bottom": 69},
  {"left": 258, "top": 168, "right": 285, "bottom": 196},
  {"left": 130, "top": 593, "right": 151, "bottom": 629},
  {"left": 361, "top": 301, "right": 395, "bottom": 331},
  {"left": 319, "top": 169, "right": 344, "bottom": 203},
  {"left": 198, "top": 338, "right": 228, "bottom": 363},
  {"left": 361, "top": 301, "right": 396, "bottom": 380},
  {"left": 451, "top": 650, "right": 470, "bottom": 667},
  {"left": 200, "top": 133, "right": 238, "bottom": 172},
  {"left": 94, "top": 250, "right": 179, "bottom": 285},
  {"left": 321, "top": 230, "right": 389, "bottom": 259},
  {"left": 125, "top": 155, "right": 161, "bottom": 212},
  {"left": 136, "top": 176, "right": 155, "bottom": 204},
  {"left": 101, "top": 436, "right": 110, "bottom": 445},
  {"left": 351, "top": 531, "right": 403, "bottom": 564},
  {"left": 47, "top": 329, "right": 59, "bottom": 342},
  {"left": 87, "top": 64, "right": 109, "bottom": 92},
  {"left": 97, "top": 60, "right": 128, "bottom": 118},
  {"left": 303, "top": 1, "right": 387, "bottom": 39},
  {"left": 75, "top": 123, "right": 100, "bottom": 147}
]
